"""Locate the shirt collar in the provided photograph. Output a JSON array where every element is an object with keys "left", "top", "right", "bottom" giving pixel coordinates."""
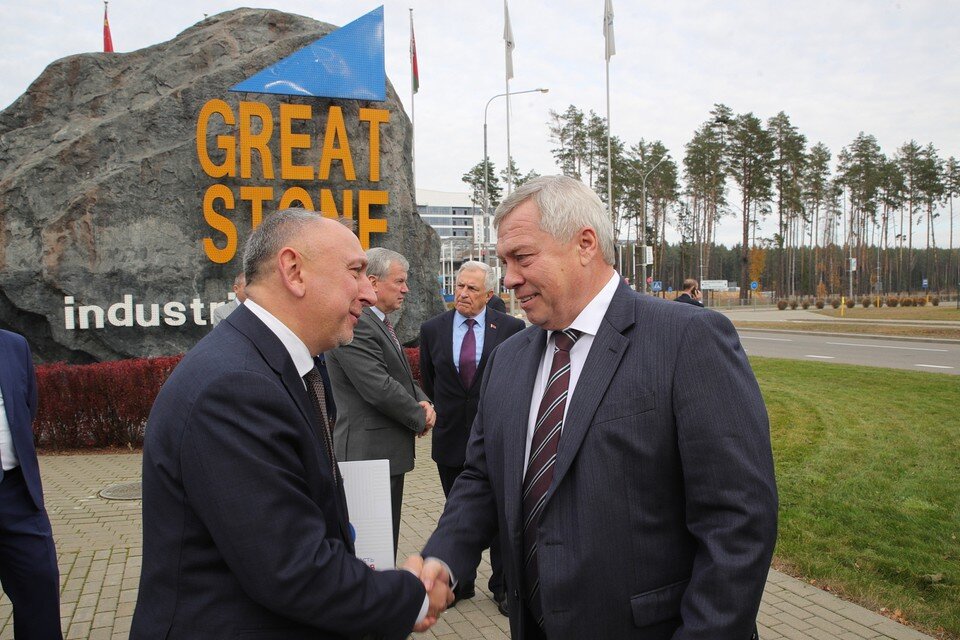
[
  {"left": 551, "top": 271, "right": 621, "bottom": 341},
  {"left": 455, "top": 307, "right": 486, "bottom": 328},
  {"left": 243, "top": 298, "right": 315, "bottom": 377},
  {"left": 370, "top": 306, "right": 386, "bottom": 321}
]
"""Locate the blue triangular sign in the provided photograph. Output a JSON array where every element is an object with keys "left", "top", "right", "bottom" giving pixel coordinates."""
[{"left": 230, "top": 6, "right": 386, "bottom": 100}]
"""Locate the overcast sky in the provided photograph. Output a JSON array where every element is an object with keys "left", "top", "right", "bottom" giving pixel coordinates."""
[{"left": 1, "top": 0, "right": 958, "bottom": 246}]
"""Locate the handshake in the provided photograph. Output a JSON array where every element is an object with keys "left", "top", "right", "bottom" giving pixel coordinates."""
[{"left": 402, "top": 555, "right": 455, "bottom": 632}]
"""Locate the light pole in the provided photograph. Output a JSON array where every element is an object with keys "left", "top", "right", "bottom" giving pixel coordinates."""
[
  {"left": 640, "top": 155, "right": 668, "bottom": 294},
  {"left": 482, "top": 88, "right": 549, "bottom": 256}
]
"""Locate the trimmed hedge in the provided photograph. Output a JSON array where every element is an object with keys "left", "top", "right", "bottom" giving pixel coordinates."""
[{"left": 34, "top": 349, "right": 425, "bottom": 450}]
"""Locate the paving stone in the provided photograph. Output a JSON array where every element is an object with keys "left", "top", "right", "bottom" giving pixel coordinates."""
[{"left": 0, "top": 447, "right": 937, "bottom": 640}]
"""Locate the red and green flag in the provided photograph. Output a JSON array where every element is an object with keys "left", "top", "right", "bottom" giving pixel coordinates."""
[
  {"left": 409, "top": 12, "right": 419, "bottom": 93},
  {"left": 103, "top": 2, "right": 114, "bottom": 53}
]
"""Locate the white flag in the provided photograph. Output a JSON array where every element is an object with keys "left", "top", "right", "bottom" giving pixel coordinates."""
[
  {"left": 504, "top": 0, "right": 515, "bottom": 80},
  {"left": 604, "top": 0, "right": 616, "bottom": 60}
]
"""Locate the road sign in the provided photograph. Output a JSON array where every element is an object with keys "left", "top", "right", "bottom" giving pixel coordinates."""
[
  {"left": 701, "top": 280, "right": 727, "bottom": 291},
  {"left": 850, "top": 258, "right": 857, "bottom": 272},
  {"left": 652, "top": 281, "right": 663, "bottom": 292},
  {"left": 750, "top": 281, "right": 759, "bottom": 290},
  {"left": 640, "top": 246, "right": 654, "bottom": 266},
  {"left": 667, "top": 287, "right": 673, "bottom": 293},
  {"left": 922, "top": 278, "right": 929, "bottom": 289}
]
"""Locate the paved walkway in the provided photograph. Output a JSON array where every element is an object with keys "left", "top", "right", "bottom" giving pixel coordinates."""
[{"left": 1, "top": 443, "right": 937, "bottom": 640}]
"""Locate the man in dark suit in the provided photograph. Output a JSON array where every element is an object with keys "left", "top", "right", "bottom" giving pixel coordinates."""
[
  {"left": 419, "top": 260, "right": 524, "bottom": 612},
  {"left": 327, "top": 248, "right": 435, "bottom": 560},
  {"left": 414, "top": 176, "right": 777, "bottom": 639},
  {"left": 0, "top": 330, "right": 63, "bottom": 640},
  {"left": 132, "top": 211, "right": 451, "bottom": 639},
  {"left": 675, "top": 278, "right": 704, "bottom": 307}
]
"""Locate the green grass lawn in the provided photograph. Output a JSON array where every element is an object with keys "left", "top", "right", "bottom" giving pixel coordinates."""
[
  {"left": 814, "top": 306, "right": 960, "bottom": 321},
  {"left": 752, "top": 357, "right": 959, "bottom": 638}
]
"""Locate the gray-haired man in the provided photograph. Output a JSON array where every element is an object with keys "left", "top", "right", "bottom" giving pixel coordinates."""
[{"left": 327, "top": 247, "right": 436, "bottom": 559}]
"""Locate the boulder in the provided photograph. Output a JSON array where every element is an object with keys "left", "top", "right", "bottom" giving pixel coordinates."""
[{"left": 0, "top": 8, "right": 441, "bottom": 362}]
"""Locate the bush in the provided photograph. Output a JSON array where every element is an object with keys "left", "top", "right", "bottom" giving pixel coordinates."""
[
  {"left": 801, "top": 300, "right": 810, "bottom": 309},
  {"left": 902, "top": 297, "right": 914, "bottom": 307},
  {"left": 861, "top": 298, "right": 872, "bottom": 308},
  {"left": 404, "top": 347, "right": 421, "bottom": 385},
  {"left": 932, "top": 296, "right": 940, "bottom": 306},
  {"left": 815, "top": 299, "right": 825, "bottom": 309},
  {"left": 830, "top": 298, "right": 841, "bottom": 309},
  {"left": 34, "top": 355, "right": 182, "bottom": 450},
  {"left": 887, "top": 296, "right": 899, "bottom": 308},
  {"left": 789, "top": 299, "right": 799, "bottom": 310},
  {"left": 777, "top": 299, "right": 788, "bottom": 310},
  {"left": 915, "top": 297, "right": 926, "bottom": 307},
  {"left": 845, "top": 298, "right": 855, "bottom": 308}
]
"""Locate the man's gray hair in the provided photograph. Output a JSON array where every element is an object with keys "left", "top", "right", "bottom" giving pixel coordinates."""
[
  {"left": 457, "top": 261, "right": 496, "bottom": 292},
  {"left": 242, "top": 208, "right": 320, "bottom": 286},
  {"left": 366, "top": 247, "right": 409, "bottom": 279},
  {"left": 493, "top": 175, "right": 615, "bottom": 265}
]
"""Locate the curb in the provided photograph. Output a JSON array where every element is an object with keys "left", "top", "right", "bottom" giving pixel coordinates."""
[{"left": 732, "top": 326, "right": 960, "bottom": 345}]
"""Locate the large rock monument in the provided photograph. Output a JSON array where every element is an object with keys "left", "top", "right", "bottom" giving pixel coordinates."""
[{"left": 0, "top": 8, "right": 442, "bottom": 363}]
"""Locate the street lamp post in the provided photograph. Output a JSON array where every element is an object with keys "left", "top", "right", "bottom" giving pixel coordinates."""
[
  {"left": 482, "top": 88, "right": 549, "bottom": 256},
  {"left": 640, "top": 156, "right": 668, "bottom": 294}
]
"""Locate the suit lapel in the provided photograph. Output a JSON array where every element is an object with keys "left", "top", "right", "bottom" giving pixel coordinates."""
[
  {"left": 547, "top": 284, "right": 635, "bottom": 506},
  {"left": 226, "top": 306, "right": 354, "bottom": 547},
  {"left": 503, "top": 328, "right": 548, "bottom": 539},
  {"left": 366, "top": 308, "right": 413, "bottom": 380},
  {"left": 473, "top": 311, "right": 500, "bottom": 390}
]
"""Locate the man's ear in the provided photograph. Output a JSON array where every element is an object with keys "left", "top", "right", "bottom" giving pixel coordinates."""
[
  {"left": 577, "top": 227, "right": 600, "bottom": 265},
  {"left": 277, "top": 247, "right": 306, "bottom": 298}
]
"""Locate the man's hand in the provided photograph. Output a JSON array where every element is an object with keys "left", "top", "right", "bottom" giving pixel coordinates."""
[
  {"left": 402, "top": 555, "right": 454, "bottom": 632},
  {"left": 419, "top": 401, "right": 436, "bottom": 435}
]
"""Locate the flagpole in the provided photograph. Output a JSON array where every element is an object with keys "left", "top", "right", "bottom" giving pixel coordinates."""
[
  {"left": 409, "top": 8, "right": 416, "bottom": 188},
  {"left": 504, "top": 1, "right": 513, "bottom": 196},
  {"left": 604, "top": 0, "right": 616, "bottom": 225}
]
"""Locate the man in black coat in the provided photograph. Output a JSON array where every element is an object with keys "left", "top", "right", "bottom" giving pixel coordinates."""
[
  {"left": 132, "top": 210, "right": 451, "bottom": 639},
  {"left": 419, "top": 261, "right": 524, "bottom": 611},
  {"left": 675, "top": 278, "right": 704, "bottom": 306}
]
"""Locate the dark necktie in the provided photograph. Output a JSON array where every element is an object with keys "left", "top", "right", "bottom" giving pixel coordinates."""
[
  {"left": 383, "top": 316, "right": 402, "bottom": 353},
  {"left": 521, "top": 328, "right": 581, "bottom": 628},
  {"left": 314, "top": 354, "right": 337, "bottom": 423},
  {"left": 459, "top": 318, "right": 477, "bottom": 388},
  {"left": 304, "top": 367, "right": 339, "bottom": 486}
]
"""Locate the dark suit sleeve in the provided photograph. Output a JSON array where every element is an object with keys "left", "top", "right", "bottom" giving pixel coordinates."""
[
  {"left": 672, "top": 311, "right": 778, "bottom": 637},
  {"left": 333, "top": 315, "right": 426, "bottom": 432},
  {"left": 419, "top": 324, "right": 436, "bottom": 401},
  {"left": 421, "top": 346, "right": 500, "bottom": 581},
  {"left": 179, "top": 369, "right": 425, "bottom": 636}
]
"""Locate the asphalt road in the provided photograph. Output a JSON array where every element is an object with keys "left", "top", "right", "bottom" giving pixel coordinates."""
[{"left": 737, "top": 330, "right": 960, "bottom": 375}]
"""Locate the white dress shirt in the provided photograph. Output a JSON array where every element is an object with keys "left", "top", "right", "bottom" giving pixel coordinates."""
[
  {"left": 523, "top": 271, "right": 621, "bottom": 469},
  {"left": 0, "top": 385, "right": 21, "bottom": 471}
]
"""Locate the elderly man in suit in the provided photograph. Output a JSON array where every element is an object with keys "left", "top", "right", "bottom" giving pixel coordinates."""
[
  {"left": 419, "top": 260, "right": 524, "bottom": 612},
  {"left": 0, "top": 330, "right": 63, "bottom": 640},
  {"left": 132, "top": 210, "right": 451, "bottom": 639},
  {"left": 414, "top": 175, "right": 778, "bottom": 639},
  {"left": 328, "top": 247, "right": 436, "bottom": 559},
  {"left": 211, "top": 271, "right": 247, "bottom": 326}
]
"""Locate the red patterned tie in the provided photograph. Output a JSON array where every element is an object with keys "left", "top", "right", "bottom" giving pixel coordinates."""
[
  {"left": 459, "top": 318, "right": 477, "bottom": 387},
  {"left": 383, "top": 316, "right": 402, "bottom": 353},
  {"left": 521, "top": 328, "right": 581, "bottom": 627},
  {"left": 304, "top": 367, "right": 339, "bottom": 486}
]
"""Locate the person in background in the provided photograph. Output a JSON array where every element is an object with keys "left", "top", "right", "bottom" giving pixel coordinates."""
[
  {"left": 0, "top": 329, "right": 63, "bottom": 640},
  {"left": 675, "top": 278, "right": 704, "bottom": 307},
  {"left": 211, "top": 272, "right": 247, "bottom": 326},
  {"left": 327, "top": 248, "right": 436, "bottom": 560}
]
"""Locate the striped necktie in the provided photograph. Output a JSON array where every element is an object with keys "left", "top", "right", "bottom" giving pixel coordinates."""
[
  {"left": 304, "top": 367, "right": 339, "bottom": 486},
  {"left": 521, "top": 328, "right": 581, "bottom": 627}
]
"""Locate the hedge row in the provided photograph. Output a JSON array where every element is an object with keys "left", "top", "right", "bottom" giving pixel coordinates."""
[
  {"left": 776, "top": 296, "right": 941, "bottom": 310},
  {"left": 34, "top": 349, "right": 424, "bottom": 450}
]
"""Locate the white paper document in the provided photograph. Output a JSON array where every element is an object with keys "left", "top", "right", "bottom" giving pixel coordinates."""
[{"left": 338, "top": 459, "right": 394, "bottom": 571}]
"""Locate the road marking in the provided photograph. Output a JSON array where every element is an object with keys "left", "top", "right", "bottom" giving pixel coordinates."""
[
  {"left": 740, "top": 335, "right": 793, "bottom": 342},
  {"left": 825, "top": 341, "right": 948, "bottom": 353},
  {"left": 805, "top": 355, "right": 835, "bottom": 359},
  {"left": 915, "top": 364, "right": 954, "bottom": 370}
]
